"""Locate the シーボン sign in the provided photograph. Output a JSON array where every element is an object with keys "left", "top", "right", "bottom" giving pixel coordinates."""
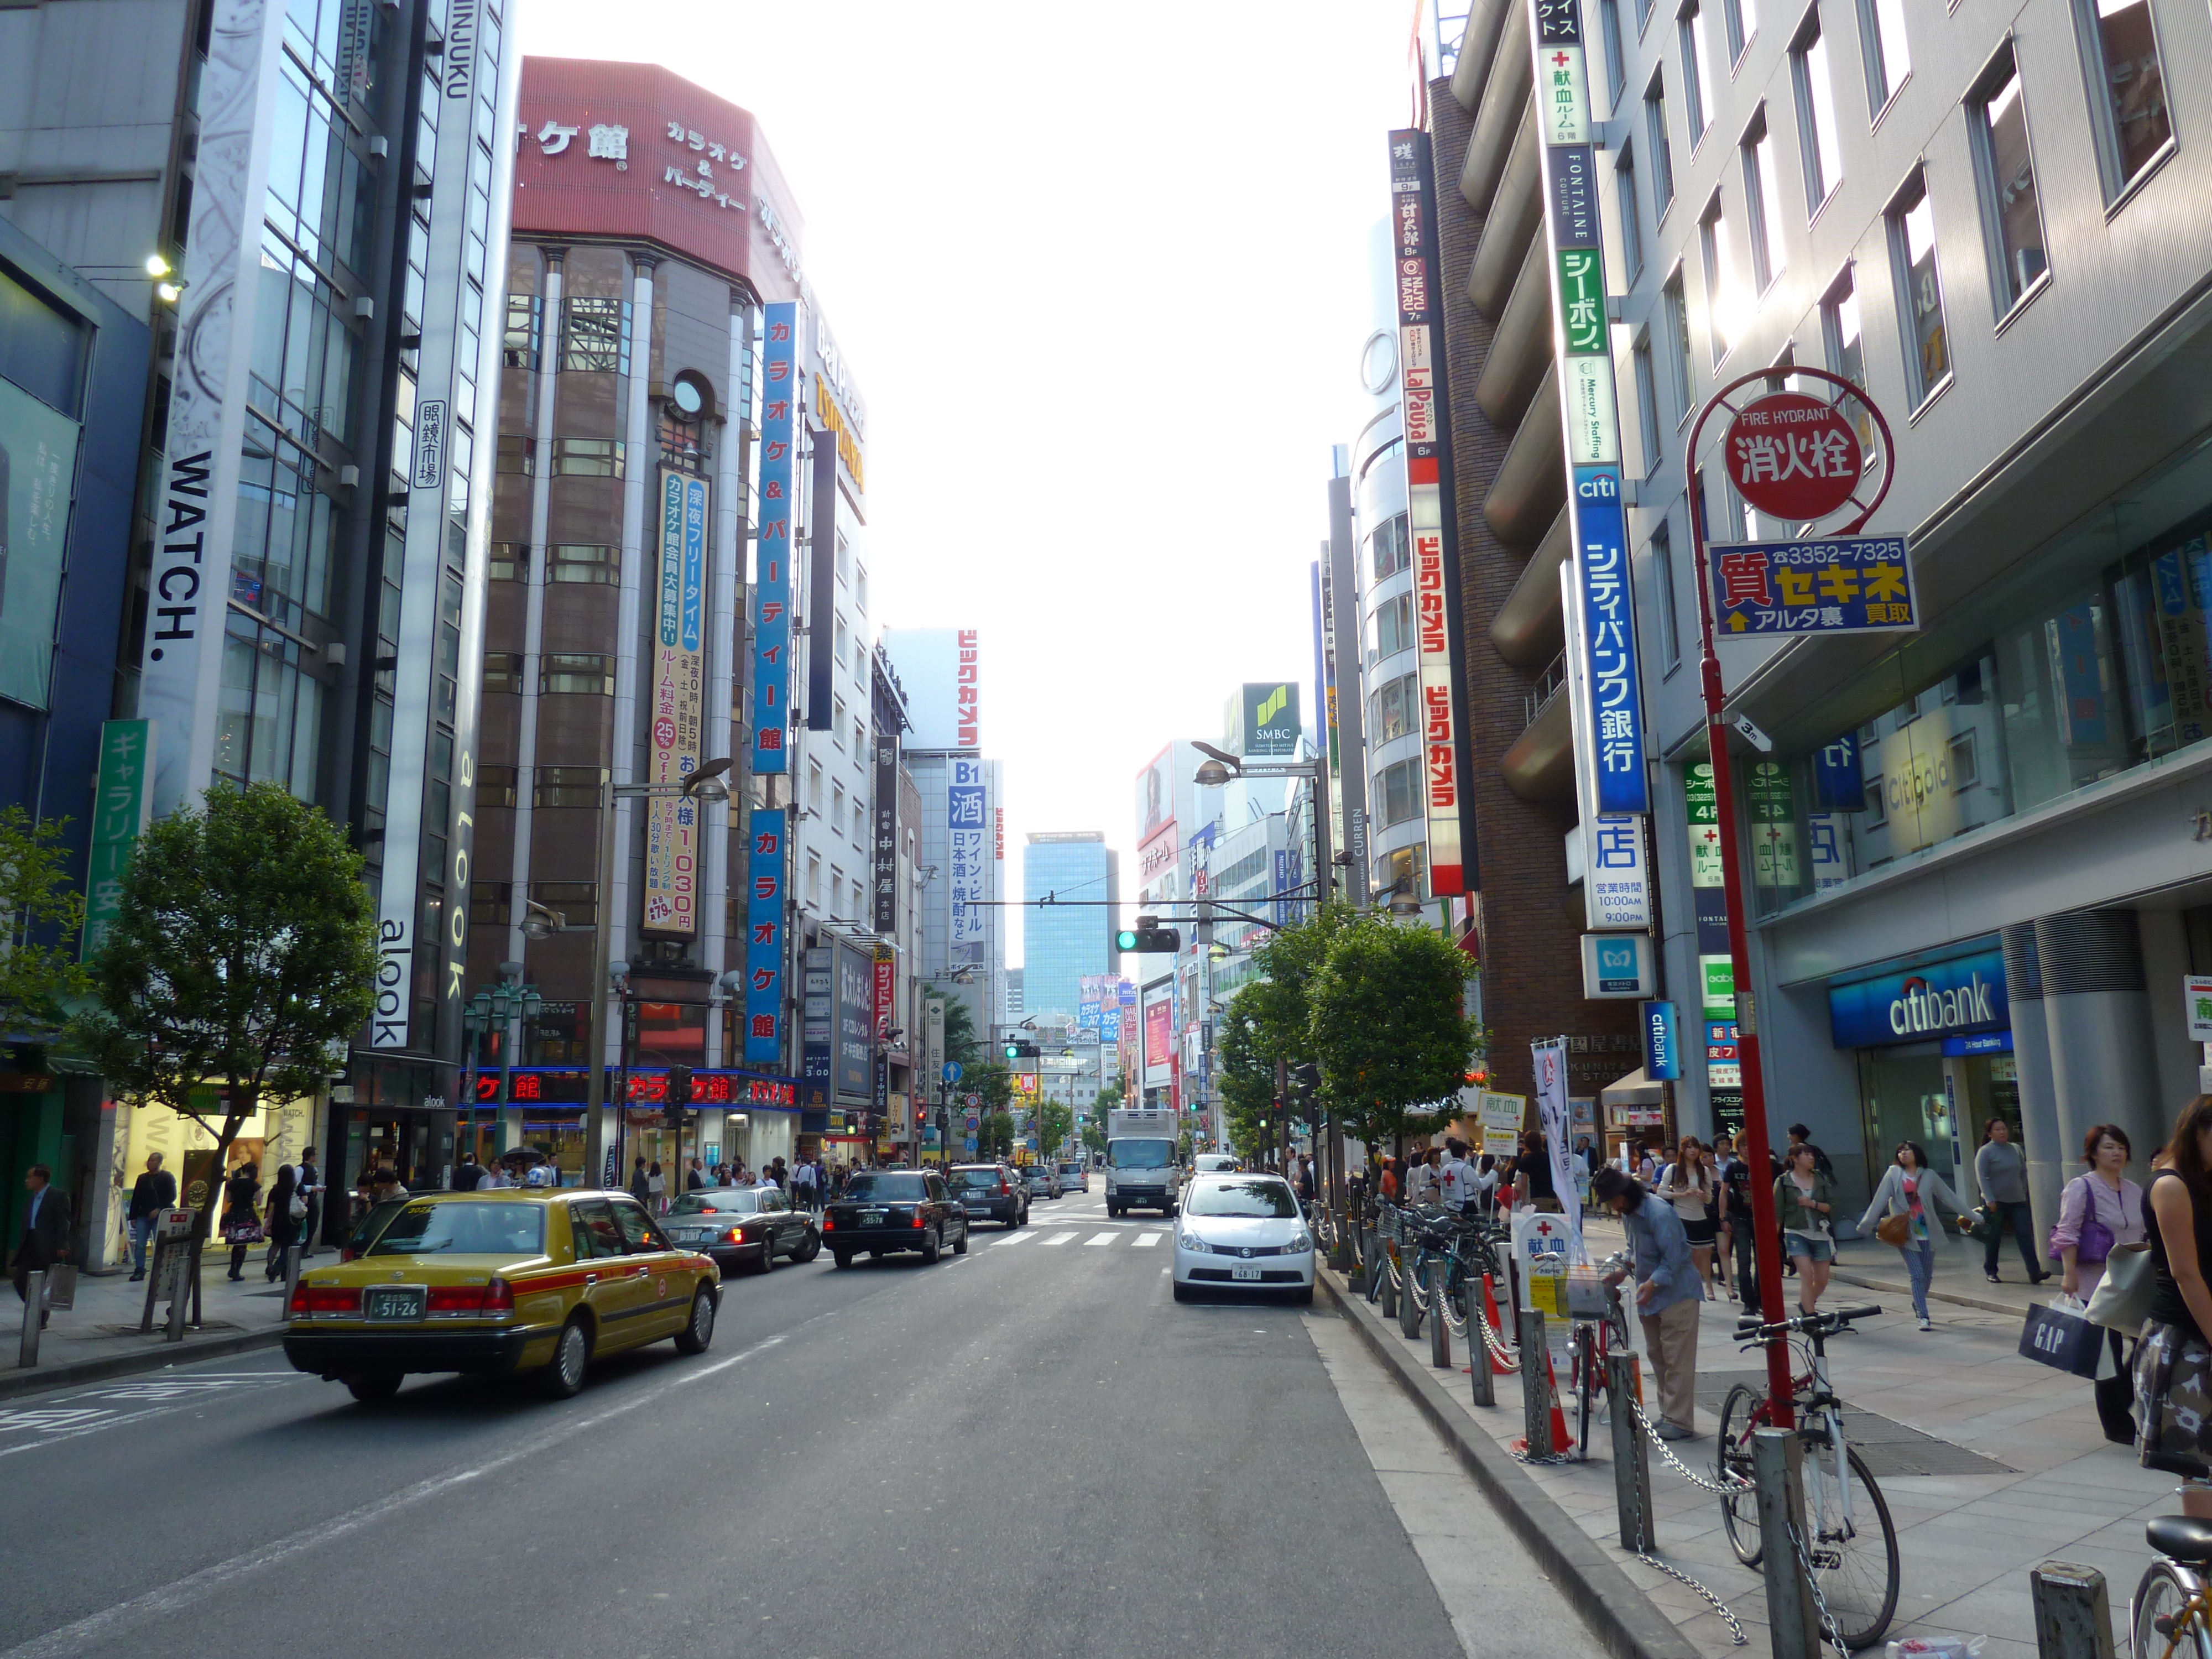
[{"left": 1723, "top": 392, "right": 1864, "bottom": 521}]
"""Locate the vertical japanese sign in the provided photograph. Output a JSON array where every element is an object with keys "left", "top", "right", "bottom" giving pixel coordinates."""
[
  {"left": 82, "top": 720, "right": 155, "bottom": 961},
  {"left": 1530, "top": 0, "right": 1648, "bottom": 819},
  {"left": 1388, "top": 128, "right": 1472, "bottom": 898},
  {"left": 744, "top": 808, "right": 787, "bottom": 1065},
  {"left": 752, "top": 301, "right": 797, "bottom": 774},
  {"left": 956, "top": 629, "right": 980, "bottom": 748},
  {"left": 872, "top": 726, "right": 898, "bottom": 933},
  {"left": 644, "top": 469, "right": 707, "bottom": 937},
  {"left": 948, "top": 757, "right": 988, "bottom": 953},
  {"left": 1531, "top": 1039, "right": 1586, "bottom": 1260}
]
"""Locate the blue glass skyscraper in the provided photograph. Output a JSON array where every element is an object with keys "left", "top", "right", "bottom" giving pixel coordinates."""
[{"left": 1021, "top": 833, "right": 1115, "bottom": 1024}]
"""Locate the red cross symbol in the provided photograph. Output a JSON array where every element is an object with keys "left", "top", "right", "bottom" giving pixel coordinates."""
[
  {"left": 1551, "top": 50, "right": 1572, "bottom": 66},
  {"left": 1535, "top": 1220, "right": 1556, "bottom": 1238}
]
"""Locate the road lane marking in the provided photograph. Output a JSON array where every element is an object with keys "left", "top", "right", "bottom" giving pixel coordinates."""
[
  {"left": 1039, "top": 1233, "right": 1074, "bottom": 1246},
  {"left": 0, "top": 1331, "right": 790, "bottom": 1659},
  {"left": 1083, "top": 1232, "right": 1118, "bottom": 1246},
  {"left": 991, "top": 1231, "right": 1035, "bottom": 1246},
  {"left": 1131, "top": 1233, "right": 1164, "bottom": 1248}
]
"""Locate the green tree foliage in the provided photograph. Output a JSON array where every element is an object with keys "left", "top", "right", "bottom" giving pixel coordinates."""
[
  {"left": 1307, "top": 912, "right": 1478, "bottom": 1150},
  {"left": 77, "top": 784, "right": 378, "bottom": 1250},
  {"left": 0, "top": 808, "right": 90, "bottom": 1041},
  {"left": 1216, "top": 986, "right": 1280, "bottom": 1160},
  {"left": 971, "top": 1061, "right": 1014, "bottom": 1113},
  {"left": 1037, "top": 1100, "right": 1072, "bottom": 1160},
  {"left": 981, "top": 1111, "right": 1017, "bottom": 1161},
  {"left": 941, "top": 997, "right": 983, "bottom": 1068},
  {"left": 1243, "top": 901, "right": 1361, "bottom": 1063}
]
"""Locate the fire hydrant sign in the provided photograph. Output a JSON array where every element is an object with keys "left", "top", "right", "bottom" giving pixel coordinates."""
[
  {"left": 1709, "top": 536, "right": 1918, "bottom": 636},
  {"left": 1724, "top": 392, "right": 1864, "bottom": 520}
]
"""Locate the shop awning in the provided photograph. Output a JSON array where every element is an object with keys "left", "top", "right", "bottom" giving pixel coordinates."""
[{"left": 1599, "top": 1067, "right": 1664, "bottom": 1107}]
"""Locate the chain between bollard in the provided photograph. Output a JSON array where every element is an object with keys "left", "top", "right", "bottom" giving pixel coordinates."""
[
  {"left": 1611, "top": 1396, "right": 1752, "bottom": 1645},
  {"left": 1625, "top": 1396, "right": 1754, "bottom": 1495},
  {"left": 1473, "top": 1300, "right": 1521, "bottom": 1373},
  {"left": 1784, "top": 1519, "right": 1853, "bottom": 1659}
]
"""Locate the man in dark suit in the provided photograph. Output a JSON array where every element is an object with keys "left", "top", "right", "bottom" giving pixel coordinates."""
[
  {"left": 13, "top": 1165, "right": 72, "bottom": 1327},
  {"left": 126, "top": 1152, "right": 176, "bottom": 1281}
]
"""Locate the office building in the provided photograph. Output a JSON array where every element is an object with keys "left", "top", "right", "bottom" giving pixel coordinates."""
[{"left": 1020, "top": 831, "right": 1114, "bottom": 1025}]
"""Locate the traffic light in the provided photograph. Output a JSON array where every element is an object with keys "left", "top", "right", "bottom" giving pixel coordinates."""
[
  {"left": 1114, "top": 914, "right": 1181, "bottom": 953},
  {"left": 1003, "top": 1040, "right": 1039, "bottom": 1061},
  {"left": 665, "top": 1065, "right": 692, "bottom": 1108}
]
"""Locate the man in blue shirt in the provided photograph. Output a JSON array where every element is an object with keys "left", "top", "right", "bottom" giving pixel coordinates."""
[{"left": 1594, "top": 1165, "right": 1702, "bottom": 1439}]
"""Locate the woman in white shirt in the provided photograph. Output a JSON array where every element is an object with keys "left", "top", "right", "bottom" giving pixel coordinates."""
[{"left": 1656, "top": 1138, "right": 1720, "bottom": 1299}]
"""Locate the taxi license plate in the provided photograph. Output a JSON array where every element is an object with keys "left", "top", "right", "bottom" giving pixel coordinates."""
[
  {"left": 859, "top": 1211, "right": 886, "bottom": 1226},
  {"left": 671, "top": 1228, "right": 706, "bottom": 1243},
  {"left": 366, "top": 1286, "right": 425, "bottom": 1321},
  {"left": 1231, "top": 1264, "right": 1262, "bottom": 1282}
]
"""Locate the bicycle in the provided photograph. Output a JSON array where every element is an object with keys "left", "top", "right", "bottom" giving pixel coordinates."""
[
  {"left": 2131, "top": 1506, "right": 2212, "bottom": 1658},
  {"left": 1715, "top": 1302, "right": 1900, "bottom": 1651},
  {"left": 1565, "top": 1250, "right": 1633, "bottom": 1458}
]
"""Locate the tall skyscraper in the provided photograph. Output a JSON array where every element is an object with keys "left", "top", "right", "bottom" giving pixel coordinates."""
[{"left": 1021, "top": 832, "right": 1112, "bottom": 1024}]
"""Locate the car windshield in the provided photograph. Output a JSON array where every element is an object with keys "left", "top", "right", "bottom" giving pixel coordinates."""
[
  {"left": 367, "top": 1201, "right": 547, "bottom": 1256},
  {"left": 1109, "top": 1139, "right": 1174, "bottom": 1170},
  {"left": 666, "top": 1191, "right": 757, "bottom": 1215},
  {"left": 1058, "top": 1164, "right": 1083, "bottom": 1175},
  {"left": 953, "top": 1170, "right": 1001, "bottom": 1188},
  {"left": 1197, "top": 1156, "right": 1238, "bottom": 1172},
  {"left": 844, "top": 1173, "right": 927, "bottom": 1202},
  {"left": 1184, "top": 1179, "right": 1299, "bottom": 1219}
]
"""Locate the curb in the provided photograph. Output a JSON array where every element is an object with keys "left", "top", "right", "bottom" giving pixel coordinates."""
[
  {"left": 1319, "top": 1267, "right": 1700, "bottom": 1659},
  {"left": 0, "top": 1326, "right": 288, "bottom": 1401},
  {"left": 1828, "top": 1263, "right": 2049, "bottom": 1319}
]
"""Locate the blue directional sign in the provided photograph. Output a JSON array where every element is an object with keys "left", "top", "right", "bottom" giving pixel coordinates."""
[{"left": 943, "top": 1061, "right": 963, "bottom": 1085}]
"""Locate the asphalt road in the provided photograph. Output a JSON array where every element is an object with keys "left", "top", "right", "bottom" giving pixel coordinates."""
[{"left": 0, "top": 1197, "right": 1582, "bottom": 1659}]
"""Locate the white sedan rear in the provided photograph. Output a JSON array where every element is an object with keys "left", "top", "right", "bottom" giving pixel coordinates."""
[{"left": 1171, "top": 1175, "right": 1314, "bottom": 1304}]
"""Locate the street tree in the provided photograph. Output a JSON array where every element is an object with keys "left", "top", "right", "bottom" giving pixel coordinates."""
[
  {"left": 76, "top": 782, "right": 378, "bottom": 1255},
  {"left": 1306, "top": 912, "right": 1478, "bottom": 1155},
  {"left": 0, "top": 807, "right": 91, "bottom": 1046},
  {"left": 1215, "top": 987, "right": 1279, "bottom": 1160},
  {"left": 981, "top": 1111, "right": 1017, "bottom": 1161},
  {"left": 1036, "top": 1100, "right": 1072, "bottom": 1161},
  {"left": 941, "top": 998, "right": 983, "bottom": 1069}
]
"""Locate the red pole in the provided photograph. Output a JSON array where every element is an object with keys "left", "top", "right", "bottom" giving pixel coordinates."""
[{"left": 1685, "top": 463, "right": 1796, "bottom": 1426}]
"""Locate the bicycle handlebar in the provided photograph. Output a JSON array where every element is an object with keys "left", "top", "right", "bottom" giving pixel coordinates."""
[{"left": 1734, "top": 1302, "right": 1882, "bottom": 1344}]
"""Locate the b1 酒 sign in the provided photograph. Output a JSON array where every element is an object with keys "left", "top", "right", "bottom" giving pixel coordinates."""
[{"left": 1724, "top": 393, "right": 1863, "bottom": 521}]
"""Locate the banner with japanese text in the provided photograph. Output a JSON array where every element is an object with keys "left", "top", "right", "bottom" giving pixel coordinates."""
[
  {"left": 744, "top": 808, "right": 787, "bottom": 1064},
  {"left": 752, "top": 301, "right": 797, "bottom": 772},
  {"left": 644, "top": 469, "right": 707, "bottom": 936}
]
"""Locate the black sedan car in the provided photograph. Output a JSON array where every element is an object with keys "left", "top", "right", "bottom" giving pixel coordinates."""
[
  {"left": 660, "top": 1187, "right": 821, "bottom": 1274},
  {"left": 823, "top": 1171, "right": 968, "bottom": 1267},
  {"left": 947, "top": 1163, "right": 1029, "bottom": 1228}
]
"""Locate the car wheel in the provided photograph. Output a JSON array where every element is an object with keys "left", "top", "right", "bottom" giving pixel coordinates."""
[
  {"left": 536, "top": 1318, "right": 590, "bottom": 1400},
  {"left": 344, "top": 1372, "right": 403, "bottom": 1404},
  {"left": 922, "top": 1227, "right": 942, "bottom": 1264},
  {"left": 1171, "top": 1281, "right": 1192, "bottom": 1303},
  {"left": 752, "top": 1238, "right": 775, "bottom": 1275},
  {"left": 833, "top": 1250, "right": 853, "bottom": 1270},
  {"left": 675, "top": 1287, "right": 716, "bottom": 1354},
  {"left": 952, "top": 1224, "right": 968, "bottom": 1256},
  {"left": 795, "top": 1230, "right": 822, "bottom": 1263}
]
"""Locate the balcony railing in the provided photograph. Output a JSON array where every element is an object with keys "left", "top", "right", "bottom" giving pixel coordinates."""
[{"left": 1522, "top": 650, "right": 1567, "bottom": 729}]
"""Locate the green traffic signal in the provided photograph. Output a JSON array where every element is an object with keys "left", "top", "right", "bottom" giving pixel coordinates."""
[
  {"left": 1004, "top": 1044, "right": 1020, "bottom": 1059},
  {"left": 1115, "top": 928, "right": 1140, "bottom": 951}
]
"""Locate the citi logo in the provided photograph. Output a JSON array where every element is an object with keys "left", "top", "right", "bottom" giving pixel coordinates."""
[{"left": 1888, "top": 972, "right": 1995, "bottom": 1036}]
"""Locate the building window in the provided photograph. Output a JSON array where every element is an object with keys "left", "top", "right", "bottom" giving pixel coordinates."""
[
  {"left": 1371, "top": 513, "right": 1411, "bottom": 582},
  {"left": 470, "top": 880, "right": 510, "bottom": 926},
  {"left": 807, "top": 758, "right": 822, "bottom": 810},
  {"left": 1722, "top": 0, "right": 1756, "bottom": 62},
  {"left": 546, "top": 544, "right": 619, "bottom": 584},
  {"left": 540, "top": 653, "right": 615, "bottom": 696},
  {"left": 806, "top": 854, "right": 821, "bottom": 907},
  {"left": 1378, "top": 758, "right": 1421, "bottom": 827},
  {"left": 834, "top": 615, "right": 849, "bottom": 669},
  {"left": 497, "top": 435, "right": 534, "bottom": 476},
  {"left": 489, "top": 542, "right": 528, "bottom": 582},
  {"left": 1679, "top": 2, "right": 1716, "bottom": 142},
  {"left": 1886, "top": 173, "right": 1950, "bottom": 407},
  {"left": 1820, "top": 267, "right": 1866, "bottom": 389},
  {"left": 214, "top": 612, "right": 322, "bottom": 802},
  {"left": 1646, "top": 75, "right": 1677, "bottom": 212},
  {"left": 1598, "top": 0, "right": 1628, "bottom": 107},
  {"left": 529, "top": 881, "right": 597, "bottom": 929},
  {"left": 1366, "top": 591, "right": 1415, "bottom": 666},
  {"left": 1633, "top": 333, "right": 1662, "bottom": 477},
  {"left": 1858, "top": 0, "right": 1911, "bottom": 112},
  {"left": 483, "top": 652, "right": 524, "bottom": 695},
  {"left": 1699, "top": 196, "right": 1739, "bottom": 363},
  {"left": 474, "top": 765, "right": 518, "bottom": 808},
  {"left": 1968, "top": 50, "right": 2047, "bottom": 315},
  {"left": 854, "top": 717, "right": 865, "bottom": 755},
  {"left": 1742, "top": 111, "right": 1787, "bottom": 290},
  {"left": 1791, "top": 19, "right": 1843, "bottom": 211},
  {"left": 832, "top": 781, "right": 846, "bottom": 834},
  {"left": 1370, "top": 670, "right": 1420, "bottom": 744},
  {"left": 835, "top": 532, "right": 852, "bottom": 586},
  {"left": 1662, "top": 270, "right": 1694, "bottom": 416},
  {"left": 560, "top": 296, "right": 631, "bottom": 374},
  {"left": 1616, "top": 145, "right": 1645, "bottom": 283},
  {"left": 856, "top": 566, "right": 869, "bottom": 613},
  {"left": 550, "top": 437, "right": 624, "bottom": 477},
  {"left": 533, "top": 768, "right": 603, "bottom": 809},
  {"left": 1649, "top": 521, "right": 1681, "bottom": 669},
  {"left": 2072, "top": 0, "right": 2171, "bottom": 203},
  {"left": 833, "top": 695, "right": 848, "bottom": 747},
  {"left": 502, "top": 293, "right": 541, "bottom": 371}
]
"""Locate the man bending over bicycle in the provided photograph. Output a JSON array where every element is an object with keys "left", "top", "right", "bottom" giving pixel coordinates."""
[{"left": 1594, "top": 1165, "right": 1703, "bottom": 1440}]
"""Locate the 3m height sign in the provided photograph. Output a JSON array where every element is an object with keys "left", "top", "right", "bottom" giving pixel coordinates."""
[
  {"left": 1387, "top": 128, "right": 1471, "bottom": 898},
  {"left": 1528, "top": 0, "right": 1647, "bottom": 822}
]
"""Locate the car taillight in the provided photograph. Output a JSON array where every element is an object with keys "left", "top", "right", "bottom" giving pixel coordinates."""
[
  {"left": 724, "top": 1227, "right": 745, "bottom": 1244},
  {"left": 425, "top": 1285, "right": 484, "bottom": 1314},
  {"left": 482, "top": 1277, "right": 514, "bottom": 1314},
  {"left": 822, "top": 1213, "right": 835, "bottom": 1230},
  {"left": 912, "top": 1208, "right": 927, "bottom": 1228},
  {"left": 294, "top": 1283, "right": 362, "bottom": 1315},
  {"left": 998, "top": 1179, "right": 1010, "bottom": 1194}
]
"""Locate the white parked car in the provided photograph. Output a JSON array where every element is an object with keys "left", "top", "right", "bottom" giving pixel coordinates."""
[{"left": 1171, "top": 1175, "right": 1314, "bottom": 1305}]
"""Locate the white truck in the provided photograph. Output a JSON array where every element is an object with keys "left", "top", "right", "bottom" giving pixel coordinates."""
[{"left": 1105, "top": 1108, "right": 1180, "bottom": 1218}]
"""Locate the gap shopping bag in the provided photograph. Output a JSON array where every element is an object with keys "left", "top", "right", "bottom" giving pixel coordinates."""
[{"left": 2018, "top": 1295, "right": 2103, "bottom": 1379}]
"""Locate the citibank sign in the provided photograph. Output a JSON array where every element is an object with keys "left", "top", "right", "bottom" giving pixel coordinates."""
[{"left": 1827, "top": 945, "right": 2009, "bottom": 1050}]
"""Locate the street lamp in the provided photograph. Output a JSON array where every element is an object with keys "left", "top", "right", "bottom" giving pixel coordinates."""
[
  {"left": 1190, "top": 741, "right": 1335, "bottom": 907},
  {"left": 583, "top": 757, "right": 733, "bottom": 1190}
]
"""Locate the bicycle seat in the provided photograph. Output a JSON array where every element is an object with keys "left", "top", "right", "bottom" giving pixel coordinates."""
[{"left": 2148, "top": 1516, "right": 2212, "bottom": 1563}]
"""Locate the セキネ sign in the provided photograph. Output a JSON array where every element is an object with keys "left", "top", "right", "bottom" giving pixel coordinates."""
[{"left": 1708, "top": 535, "right": 1918, "bottom": 636}]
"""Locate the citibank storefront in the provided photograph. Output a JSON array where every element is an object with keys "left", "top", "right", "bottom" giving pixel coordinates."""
[{"left": 1827, "top": 942, "right": 2017, "bottom": 1199}]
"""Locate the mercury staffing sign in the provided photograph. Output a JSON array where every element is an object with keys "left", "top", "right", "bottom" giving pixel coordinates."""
[{"left": 1387, "top": 128, "right": 1472, "bottom": 898}]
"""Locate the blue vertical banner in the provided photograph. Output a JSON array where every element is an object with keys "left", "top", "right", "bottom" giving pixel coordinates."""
[
  {"left": 1574, "top": 475, "right": 1647, "bottom": 812},
  {"left": 744, "top": 807, "right": 788, "bottom": 1065},
  {"left": 753, "top": 302, "right": 797, "bottom": 774},
  {"left": 1640, "top": 999, "right": 1681, "bottom": 1081}
]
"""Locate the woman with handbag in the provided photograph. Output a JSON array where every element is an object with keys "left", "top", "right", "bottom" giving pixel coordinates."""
[
  {"left": 261, "top": 1163, "right": 301, "bottom": 1283},
  {"left": 1857, "top": 1141, "right": 1977, "bottom": 1331},
  {"left": 221, "top": 1161, "right": 262, "bottom": 1281},
  {"left": 1775, "top": 1143, "right": 1839, "bottom": 1316},
  {"left": 2137, "top": 1096, "right": 2212, "bottom": 1512},
  {"left": 2056, "top": 1123, "right": 2147, "bottom": 1443}
]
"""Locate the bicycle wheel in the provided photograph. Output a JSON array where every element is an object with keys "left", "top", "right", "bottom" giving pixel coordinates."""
[
  {"left": 2132, "top": 1558, "right": 2212, "bottom": 1659},
  {"left": 1575, "top": 1328, "right": 1596, "bottom": 1457},
  {"left": 1716, "top": 1383, "right": 1765, "bottom": 1567},
  {"left": 1803, "top": 1441, "right": 1900, "bottom": 1651}
]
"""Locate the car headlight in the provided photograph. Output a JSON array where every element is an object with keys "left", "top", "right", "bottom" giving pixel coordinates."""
[
  {"left": 1286, "top": 1231, "right": 1313, "bottom": 1253},
  {"left": 1179, "top": 1233, "right": 1213, "bottom": 1254}
]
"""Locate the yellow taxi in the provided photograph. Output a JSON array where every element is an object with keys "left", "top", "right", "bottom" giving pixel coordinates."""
[{"left": 283, "top": 1187, "right": 721, "bottom": 1403}]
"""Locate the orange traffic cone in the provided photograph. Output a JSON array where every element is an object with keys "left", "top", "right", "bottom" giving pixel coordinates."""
[
  {"left": 1543, "top": 1342, "right": 1573, "bottom": 1454},
  {"left": 1481, "top": 1274, "right": 1514, "bottom": 1376}
]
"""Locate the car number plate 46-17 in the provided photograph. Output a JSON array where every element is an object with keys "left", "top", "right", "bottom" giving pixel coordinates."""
[
  {"left": 1231, "top": 1264, "right": 1262, "bottom": 1282},
  {"left": 366, "top": 1286, "right": 426, "bottom": 1321}
]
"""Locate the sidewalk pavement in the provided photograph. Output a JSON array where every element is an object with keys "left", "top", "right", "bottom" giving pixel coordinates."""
[
  {"left": 0, "top": 1250, "right": 301, "bottom": 1398},
  {"left": 1328, "top": 1215, "right": 2170, "bottom": 1658}
]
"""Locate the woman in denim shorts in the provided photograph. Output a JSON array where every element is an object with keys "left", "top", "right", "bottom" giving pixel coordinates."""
[{"left": 1773, "top": 1142, "right": 1838, "bottom": 1317}]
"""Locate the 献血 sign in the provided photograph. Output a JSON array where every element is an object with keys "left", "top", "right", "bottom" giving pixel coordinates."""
[{"left": 1709, "top": 535, "right": 1917, "bottom": 635}]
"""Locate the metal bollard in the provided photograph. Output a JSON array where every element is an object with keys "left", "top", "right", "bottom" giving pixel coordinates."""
[
  {"left": 279, "top": 1244, "right": 304, "bottom": 1321},
  {"left": 1469, "top": 1292, "right": 1496, "bottom": 1408},
  {"left": 1379, "top": 1240, "right": 1399, "bottom": 1321},
  {"left": 1605, "top": 1352, "right": 1653, "bottom": 1551},
  {"left": 1331, "top": 1206, "right": 1356, "bottom": 1273},
  {"left": 1518, "top": 1308, "right": 1554, "bottom": 1458},
  {"left": 17, "top": 1268, "right": 42, "bottom": 1368},
  {"left": 1366, "top": 1229, "right": 1385, "bottom": 1302},
  {"left": 165, "top": 1241, "right": 193, "bottom": 1343},
  {"left": 1751, "top": 1426, "right": 1821, "bottom": 1659},
  {"left": 1428, "top": 1259, "right": 1452, "bottom": 1369},
  {"left": 1399, "top": 1250, "right": 1424, "bottom": 1339},
  {"left": 2031, "top": 1561, "right": 2116, "bottom": 1659}
]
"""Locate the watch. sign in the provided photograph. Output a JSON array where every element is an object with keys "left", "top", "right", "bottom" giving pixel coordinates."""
[{"left": 1724, "top": 393, "right": 1863, "bottom": 521}]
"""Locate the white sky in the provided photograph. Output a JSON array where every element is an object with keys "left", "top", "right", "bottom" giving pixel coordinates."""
[{"left": 519, "top": 0, "right": 1414, "bottom": 963}]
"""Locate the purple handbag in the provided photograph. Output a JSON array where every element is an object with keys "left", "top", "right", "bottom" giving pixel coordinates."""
[{"left": 2056, "top": 1175, "right": 2116, "bottom": 1265}]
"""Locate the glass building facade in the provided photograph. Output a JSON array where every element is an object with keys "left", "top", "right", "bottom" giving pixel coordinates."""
[{"left": 1021, "top": 833, "right": 1112, "bottom": 1024}]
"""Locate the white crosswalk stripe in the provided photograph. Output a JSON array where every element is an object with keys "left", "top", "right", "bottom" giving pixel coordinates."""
[
  {"left": 1039, "top": 1232, "right": 1074, "bottom": 1246},
  {"left": 1131, "top": 1232, "right": 1164, "bottom": 1248},
  {"left": 1083, "top": 1232, "right": 1118, "bottom": 1246},
  {"left": 992, "top": 1230, "right": 1035, "bottom": 1246}
]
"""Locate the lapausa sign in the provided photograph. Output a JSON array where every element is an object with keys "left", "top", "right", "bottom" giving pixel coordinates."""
[{"left": 1827, "top": 946, "right": 2008, "bottom": 1049}]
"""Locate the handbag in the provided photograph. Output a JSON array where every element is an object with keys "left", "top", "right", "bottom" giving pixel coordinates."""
[
  {"left": 41, "top": 1262, "right": 76, "bottom": 1310},
  {"left": 1968, "top": 1203, "right": 2005, "bottom": 1245},
  {"left": 1876, "top": 1211, "right": 1911, "bottom": 1246},
  {"left": 2085, "top": 1240, "right": 2156, "bottom": 1333},
  {"left": 225, "top": 1220, "right": 264, "bottom": 1245},
  {"left": 2019, "top": 1295, "right": 2104, "bottom": 1378},
  {"left": 2050, "top": 1175, "right": 2118, "bottom": 1263}
]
